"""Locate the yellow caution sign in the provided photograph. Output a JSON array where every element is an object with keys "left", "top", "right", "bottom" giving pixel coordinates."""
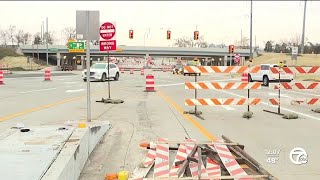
[{"left": 76, "top": 60, "right": 81, "bottom": 65}]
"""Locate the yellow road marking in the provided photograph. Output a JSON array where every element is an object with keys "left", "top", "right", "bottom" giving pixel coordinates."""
[
  {"left": 0, "top": 87, "right": 127, "bottom": 122},
  {"left": 157, "top": 89, "right": 217, "bottom": 141}
]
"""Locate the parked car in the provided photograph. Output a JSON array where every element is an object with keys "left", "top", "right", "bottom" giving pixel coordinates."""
[
  {"left": 173, "top": 63, "right": 183, "bottom": 74},
  {"left": 249, "top": 64, "right": 294, "bottom": 86},
  {"left": 82, "top": 63, "right": 120, "bottom": 82}
]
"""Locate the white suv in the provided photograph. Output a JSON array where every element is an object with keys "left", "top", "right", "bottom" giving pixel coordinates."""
[
  {"left": 82, "top": 63, "right": 120, "bottom": 82},
  {"left": 249, "top": 64, "right": 294, "bottom": 86}
]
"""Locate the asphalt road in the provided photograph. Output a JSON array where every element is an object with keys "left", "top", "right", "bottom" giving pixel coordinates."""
[{"left": 0, "top": 70, "right": 319, "bottom": 180}]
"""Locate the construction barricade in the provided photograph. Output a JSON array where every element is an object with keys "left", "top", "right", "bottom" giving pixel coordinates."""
[
  {"left": 0, "top": 70, "right": 4, "bottom": 85},
  {"left": 44, "top": 68, "right": 51, "bottom": 81},
  {"left": 144, "top": 74, "right": 156, "bottom": 92},
  {"left": 184, "top": 66, "right": 262, "bottom": 119},
  {"left": 127, "top": 137, "right": 276, "bottom": 180},
  {"left": 0, "top": 64, "right": 11, "bottom": 74},
  {"left": 265, "top": 66, "right": 320, "bottom": 117}
]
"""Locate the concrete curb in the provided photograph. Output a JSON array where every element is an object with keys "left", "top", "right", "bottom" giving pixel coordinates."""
[{"left": 41, "top": 121, "right": 111, "bottom": 180}]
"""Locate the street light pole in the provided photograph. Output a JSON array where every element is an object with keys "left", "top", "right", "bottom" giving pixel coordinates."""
[
  {"left": 301, "top": 0, "right": 307, "bottom": 54},
  {"left": 46, "top": 17, "right": 49, "bottom": 66},
  {"left": 250, "top": 0, "right": 253, "bottom": 60}
]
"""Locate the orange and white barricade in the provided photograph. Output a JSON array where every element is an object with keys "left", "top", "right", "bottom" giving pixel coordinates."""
[
  {"left": 267, "top": 66, "right": 320, "bottom": 113},
  {"left": 184, "top": 65, "right": 262, "bottom": 117}
]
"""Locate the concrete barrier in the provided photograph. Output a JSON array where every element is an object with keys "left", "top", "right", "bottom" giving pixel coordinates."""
[{"left": 42, "top": 121, "right": 111, "bottom": 180}]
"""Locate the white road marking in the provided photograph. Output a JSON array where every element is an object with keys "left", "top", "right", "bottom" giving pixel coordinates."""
[
  {"left": 268, "top": 93, "right": 291, "bottom": 98},
  {"left": 282, "top": 89, "right": 320, "bottom": 97},
  {"left": 63, "top": 82, "right": 78, "bottom": 84},
  {"left": 211, "top": 89, "right": 320, "bottom": 121},
  {"left": 66, "top": 89, "right": 85, "bottom": 93},
  {"left": 19, "top": 88, "right": 57, "bottom": 94},
  {"left": 221, "top": 105, "right": 236, "bottom": 111},
  {"left": 156, "top": 79, "right": 237, "bottom": 87}
]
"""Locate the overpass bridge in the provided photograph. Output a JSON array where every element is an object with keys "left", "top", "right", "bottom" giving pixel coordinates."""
[{"left": 20, "top": 45, "right": 256, "bottom": 69}]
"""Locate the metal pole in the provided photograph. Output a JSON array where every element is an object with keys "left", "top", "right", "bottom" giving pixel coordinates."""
[
  {"left": 46, "top": 17, "right": 49, "bottom": 66},
  {"left": 195, "top": 72, "right": 197, "bottom": 113},
  {"left": 248, "top": 0, "right": 253, "bottom": 112},
  {"left": 86, "top": 11, "right": 91, "bottom": 122},
  {"left": 301, "top": 0, "right": 307, "bottom": 54},
  {"left": 108, "top": 51, "right": 111, "bottom": 99},
  {"left": 278, "top": 71, "right": 281, "bottom": 114}
]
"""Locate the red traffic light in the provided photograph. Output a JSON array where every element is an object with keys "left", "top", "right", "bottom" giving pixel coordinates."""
[
  {"left": 194, "top": 31, "right": 199, "bottom": 40},
  {"left": 229, "top": 45, "right": 235, "bottom": 54},
  {"left": 129, "top": 30, "right": 134, "bottom": 39},
  {"left": 167, "top": 30, "right": 171, "bottom": 40}
]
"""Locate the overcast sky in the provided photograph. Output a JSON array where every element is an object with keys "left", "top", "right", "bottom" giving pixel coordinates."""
[{"left": 0, "top": 1, "right": 319, "bottom": 47}]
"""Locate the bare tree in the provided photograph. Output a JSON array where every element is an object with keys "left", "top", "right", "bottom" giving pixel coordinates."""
[
  {"left": 15, "top": 29, "right": 24, "bottom": 45},
  {"left": 0, "top": 29, "right": 9, "bottom": 45},
  {"left": 8, "top": 25, "right": 16, "bottom": 45},
  {"left": 289, "top": 33, "right": 301, "bottom": 47},
  {"left": 33, "top": 33, "right": 41, "bottom": 45},
  {"left": 43, "top": 31, "right": 55, "bottom": 45},
  {"left": 62, "top": 27, "right": 76, "bottom": 42},
  {"left": 195, "top": 35, "right": 208, "bottom": 48},
  {"left": 22, "top": 32, "right": 32, "bottom": 45}
]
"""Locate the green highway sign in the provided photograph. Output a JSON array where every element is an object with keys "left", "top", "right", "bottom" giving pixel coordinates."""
[
  {"left": 68, "top": 42, "right": 85, "bottom": 53},
  {"left": 49, "top": 48, "right": 58, "bottom": 52}
]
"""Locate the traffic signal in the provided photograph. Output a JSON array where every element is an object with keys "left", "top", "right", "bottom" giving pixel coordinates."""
[
  {"left": 167, "top": 30, "right": 171, "bottom": 40},
  {"left": 229, "top": 45, "right": 235, "bottom": 54},
  {"left": 194, "top": 31, "right": 199, "bottom": 40},
  {"left": 129, "top": 30, "right": 134, "bottom": 39}
]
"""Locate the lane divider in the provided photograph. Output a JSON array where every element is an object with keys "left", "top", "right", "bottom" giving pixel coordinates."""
[
  {"left": 0, "top": 87, "right": 129, "bottom": 122},
  {"left": 156, "top": 89, "right": 217, "bottom": 141}
]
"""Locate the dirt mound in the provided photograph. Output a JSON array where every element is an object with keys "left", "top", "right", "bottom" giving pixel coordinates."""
[
  {"left": 1, "top": 56, "right": 47, "bottom": 70},
  {"left": 252, "top": 53, "right": 320, "bottom": 66}
]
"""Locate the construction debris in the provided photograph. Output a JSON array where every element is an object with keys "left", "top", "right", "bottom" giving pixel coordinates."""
[
  {"left": 129, "top": 137, "right": 277, "bottom": 180},
  {"left": 283, "top": 113, "right": 299, "bottom": 119},
  {"left": 183, "top": 110, "right": 205, "bottom": 120},
  {"left": 96, "top": 98, "right": 124, "bottom": 104},
  {"left": 242, "top": 111, "right": 253, "bottom": 119},
  {"left": 312, "top": 108, "right": 320, "bottom": 113}
]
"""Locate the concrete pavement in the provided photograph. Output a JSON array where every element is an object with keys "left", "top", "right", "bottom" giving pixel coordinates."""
[{"left": 0, "top": 69, "right": 319, "bottom": 179}]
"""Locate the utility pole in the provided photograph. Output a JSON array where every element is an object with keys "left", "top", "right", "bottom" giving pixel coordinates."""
[
  {"left": 301, "top": 0, "right": 307, "bottom": 54},
  {"left": 46, "top": 17, "right": 49, "bottom": 65},
  {"left": 240, "top": 29, "right": 242, "bottom": 49}
]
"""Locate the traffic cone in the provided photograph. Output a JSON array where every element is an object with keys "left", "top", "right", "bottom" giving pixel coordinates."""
[
  {"left": 144, "top": 74, "right": 156, "bottom": 92},
  {"left": 0, "top": 70, "right": 4, "bottom": 85},
  {"left": 121, "top": 67, "right": 124, "bottom": 73},
  {"left": 241, "top": 73, "right": 248, "bottom": 82},
  {"left": 130, "top": 68, "right": 133, "bottom": 74},
  {"left": 44, "top": 68, "right": 51, "bottom": 81},
  {"left": 141, "top": 68, "right": 144, "bottom": 75}
]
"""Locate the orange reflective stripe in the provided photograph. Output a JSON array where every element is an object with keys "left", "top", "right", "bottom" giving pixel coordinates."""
[
  {"left": 224, "top": 67, "right": 234, "bottom": 73},
  {"left": 250, "top": 98, "right": 261, "bottom": 105},
  {"left": 238, "top": 82, "right": 248, "bottom": 89},
  {"left": 251, "top": 82, "right": 261, "bottom": 89},
  {"left": 211, "top": 66, "right": 222, "bottom": 73},
  {"left": 211, "top": 98, "right": 222, "bottom": 105},
  {"left": 237, "top": 66, "right": 247, "bottom": 73},
  {"left": 185, "top": 99, "right": 195, "bottom": 106},
  {"left": 224, "top": 82, "right": 235, "bottom": 89},
  {"left": 224, "top": 98, "right": 234, "bottom": 105},
  {"left": 184, "top": 66, "right": 194, "bottom": 73},
  {"left": 198, "top": 66, "right": 209, "bottom": 73},
  {"left": 211, "top": 82, "right": 222, "bottom": 89},
  {"left": 185, "top": 82, "right": 195, "bottom": 89},
  {"left": 198, "top": 99, "right": 209, "bottom": 105},
  {"left": 250, "top": 66, "right": 261, "bottom": 73},
  {"left": 198, "top": 82, "right": 209, "bottom": 89},
  {"left": 236, "top": 98, "right": 246, "bottom": 105}
]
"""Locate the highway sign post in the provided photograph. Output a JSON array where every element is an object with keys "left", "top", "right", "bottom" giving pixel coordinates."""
[
  {"left": 68, "top": 42, "right": 85, "bottom": 52},
  {"left": 292, "top": 46, "right": 298, "bottom": 66}
]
